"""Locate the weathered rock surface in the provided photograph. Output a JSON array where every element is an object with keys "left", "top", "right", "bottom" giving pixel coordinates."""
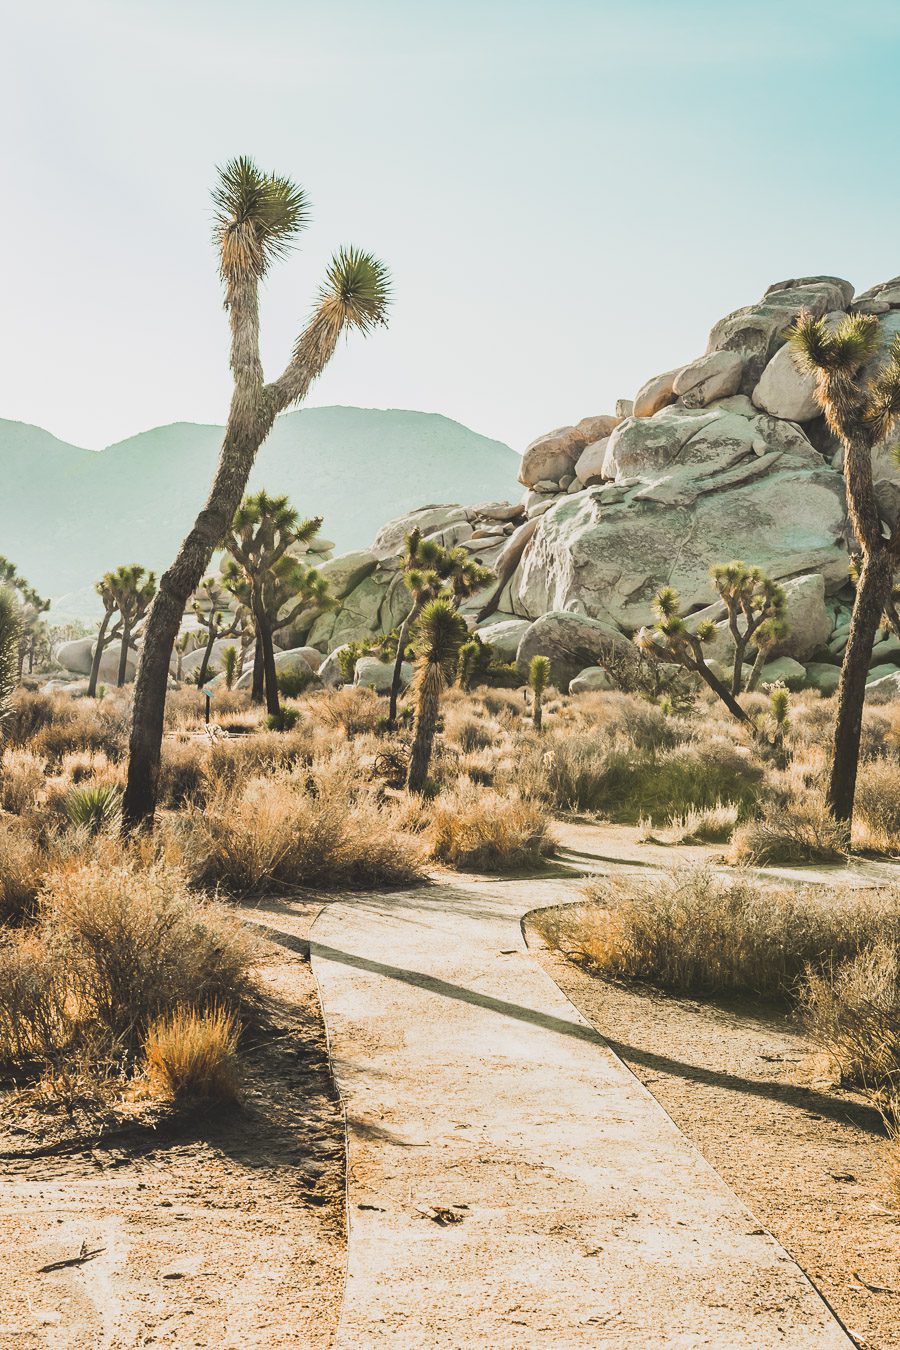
[
  {"left": 568, "top": 665, "right": 615, "bottom": 693},
  {"left": 317, "top": 550, "right": 378, "bottom": 599},
  {"left": 804, "top": 662, "right": 841, "bottom": 695},
  {"left": 518, "top": 416, "right": 620, "bottom": 487},
  {"left": 515, "top": 612, "right": 636, "bottom": 690},
  {"left": 672, "top": 350, "right": 743, "bottom": 408},
  {"left": 707, "top": 277, "right": 853, "bottom": 392},
  {"left": 354, "top": 657, "right": 412, "bottom": 693},
  {"left": 474, "top": 618, "right": 531, "bottom": 662},
  {"left": 633, "top": 368, "right": 679, "bottom": 419},
  {"left": 752, "top": 342, "right": 820, "bottom": 422},
  {"left": 758, "top": 655, "right": 807, "bottom": 688}
]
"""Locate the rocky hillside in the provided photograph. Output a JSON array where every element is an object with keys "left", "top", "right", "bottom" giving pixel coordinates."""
[
  {"left": 0, "top": 408, "right": 519, "bottom": 617},
  {"left": 302, "top": 274, "right": 900, "bottom": 701}
]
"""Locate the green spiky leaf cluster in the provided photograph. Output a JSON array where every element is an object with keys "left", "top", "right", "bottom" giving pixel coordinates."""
[
  {"left": 528, "top": 654, "right": 551, "bottom": 696},
  {"left": 213, "top": 156, "right": 310, "bottom": 282}
]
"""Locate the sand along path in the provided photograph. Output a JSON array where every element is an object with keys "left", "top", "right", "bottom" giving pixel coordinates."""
[{"left": 310, "top": 847, "right": 854, "bottom": 1348}]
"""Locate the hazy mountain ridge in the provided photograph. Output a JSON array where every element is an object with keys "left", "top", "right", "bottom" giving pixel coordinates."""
[{"left": 0, "top": 407, "right": 519, "bottom": 617}]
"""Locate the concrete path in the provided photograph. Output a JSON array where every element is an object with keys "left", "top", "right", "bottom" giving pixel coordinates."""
[{"left": 310, "top": 848, "right": 855, "bottom": 1348}]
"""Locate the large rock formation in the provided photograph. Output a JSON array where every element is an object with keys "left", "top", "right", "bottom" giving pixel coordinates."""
[{"left": 204, "top": 274, "right": 900, "bottom": 697}]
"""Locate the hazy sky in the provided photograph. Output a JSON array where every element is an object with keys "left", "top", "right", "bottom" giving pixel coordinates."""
[{"left": 3, "top": 1, "right": 900, "bottom": 452}]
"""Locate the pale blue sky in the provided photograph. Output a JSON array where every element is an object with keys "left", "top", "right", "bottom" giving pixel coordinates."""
[{"left": 3, "top": 0, "right": 899, "bottom": 452}]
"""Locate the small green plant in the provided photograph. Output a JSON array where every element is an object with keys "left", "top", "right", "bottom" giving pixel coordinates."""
[
  {"left": 528, "top": 655, "right": 551, "bottom": 732},
  {"left": 337, "top": 641, "right": 366, "bottom": 685},
  {"left": 65, "top": 783, "right": 123, "bottom": 834},
  {"left": 222, "top": 645, "right": 239, "bottom": 690},
  {"left": 457, "top": 640, "right": 480, "bottom": 692},
  {"left": 407, "top": 599, "right": 468, "bottom": 792},
  {"left": 276, "top": 666, "right": 316, "bottom": 698},
  {"left": 267, "top": 706, "right": 301, "bottom": 732}
]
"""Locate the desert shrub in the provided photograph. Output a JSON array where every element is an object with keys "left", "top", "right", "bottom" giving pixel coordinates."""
[
  {"left": 276, "top": 666, "right": 317, "bottom": 698},
  {"left": 65, "top": 783, "right": 123, "bottom": 834},
  {"left": 267, "top": 706, "right": 300, "bottom": 732},
  {"left": 729, "top": 800, "right": 848, "bottom": 865},
  {"left": 316, "top": 686, "right": 382, "bottom": 737},
  {"left": 0, "top": 749, "right": 46, "bottom": 814},
  {"left": 537, "top": 868, "right": 900, "bottom": 1000},
  {"left": 16, "top": 693, "right": 129, "bottom": 763},
  {"left": 157, "top": 737, "right": 211, "bottom": 808},
  {"left": 176, "top": 762, "right": 426, "bottom": 896},
  {"left": 143, "top": 1006, "right": 241, "bottom": 1104},
  {"left": 650, "top": 800, "right": 740, "bottom": 845},
  {"left": 854, "top": 758, "right": 900, "bottom": 851},
  {"left": 516, "top": 731, "right": 761, "bottom": 823},
  {"left": 442, "top": 707, "right": 496, "bottom": 753},
  {"left": 39, "top": 860, "right": 259, "bottom": 1061},
  {"left": 801, "top": 941, "right": 900, "bottom": 1097},
  {"left": 428, "top": 780, "right": 555, "bottom": 872},
  {"left": 0, "top": 932, "right": 69, "bottom": 1065},
  {"left": 476, "top": 688, "right": 525, "bottom": 719},
  {"left": 0, "top": 818, "right": 45, "bottom": 924}
]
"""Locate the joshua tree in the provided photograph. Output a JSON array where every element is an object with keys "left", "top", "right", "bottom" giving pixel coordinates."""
[
  {"left": 123, "top": 156, "right": 390, "bottom": 828},
  {"left": 87, "top": 571, "right": 123, "bottom": 698},
  {"left": 223, "top": 491, "right": 331, "bottom": 716},
  {"left": 221, "top": 645, "right": 239, "bottom": 690},
  {"left": 190, "top": 577, "right": 243, "bottom": 687},
  {"left": 0, "top": 588, "right": 20, "bottom": 747},
  {"left": 406, "top": 599, "right": 468, "bottom": 792},
  {"left": 456, "top": 639, "right": 480, "bottom": 692},
  {"left": 387, "top": 530, "right": 492, "bottom": 729},
  {"left": 710, "top": 561, "right": 788, "bottom": 695},
  {"left": 638, "top": 587, "right": 753, "bottom": 727},
  {"left": 529, "top": 654, "right": 551, "bottom": 732},
  {"left": 788, "top": 311, "right": 900, "bottom": 824},
  {"left": 108, "top": 566, "right": 156, "bottom": 687}
]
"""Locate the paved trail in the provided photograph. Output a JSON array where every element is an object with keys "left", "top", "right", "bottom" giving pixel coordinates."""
[{"left": 310, "top": 828, "right": 861, "bottom": 1349}]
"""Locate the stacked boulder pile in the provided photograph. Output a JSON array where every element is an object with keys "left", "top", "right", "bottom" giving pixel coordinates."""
[{"left": 300, "top": 274, "right": 900, "bottom": 700}]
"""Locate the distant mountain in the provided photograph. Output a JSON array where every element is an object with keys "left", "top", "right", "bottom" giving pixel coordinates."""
[{"left": 0, "top": 408, "right": 520, "bottom": 618}]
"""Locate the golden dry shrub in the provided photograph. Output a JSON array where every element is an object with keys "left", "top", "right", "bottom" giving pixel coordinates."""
[
  {"left": 143, "top": 1006, "right": 241, "bottom": 1105},
  {"left": 729, "top": 798, "right": 849, "bottom": 865},
  {"left": 853, "top": 758, "right": 900, "bottom": 852},
  {"left": 537, "top": 867, "right": 900, "bottom": 1000},
  {"left": 0, "top": 749, "right": 47, "bottom": 815},
  {"left": 0, "top": 816, "right": 45, "bottom": 924},
  {"left": 801, "top": 939, "right": 900, "bottom": 1095},
  {"left": 428, "top": 779, "right": 555, "bottom": 872},
  {"left": 40, "top": 859, "right": 259, "bottom": 1058},
  {"left": 175, "top": 757, "right": 426, "bottom": 896}
]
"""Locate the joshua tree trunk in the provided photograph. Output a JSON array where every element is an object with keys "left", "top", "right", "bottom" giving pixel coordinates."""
[
  {"left": 828, "top": 547, "right": 893, "bottom": 821},
  {"left": 87, "top": 611, "right": 112, "bottom": 698},
  {"left": 388, "top": 602, "right": 420, "bottom": 728},
  {"left": 251, "top": 642, "right": 265, "bottom": 703},
  {"left": 196, "top": 630, "right": 217, "bottom": 687},
  {"left": 254, "top": 602, "right": 281, "bottom": 716},
  {"left": 533, "top": 690, "right": 543, "bottom": 733},
  {"left": 745, "top": 643, "right": 770, "bottom": 693},
  {"left": 117, "top": 622, "right": 133, "bottom": 687},
  {"left": 124, "top": 418, "right": 274, "bottom": 826},
  {"left": 693, "top": 654, "right": 752, "bottom": 726},
  {"left": 407, "top": 678, "right": 439, "bottom": 793}
]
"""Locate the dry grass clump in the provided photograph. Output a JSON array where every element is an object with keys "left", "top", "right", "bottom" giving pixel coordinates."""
[
  {"left": 644, "top": 800, "right": 740, "bottom": 845},
  {"left": 0, "top": 817, "right": 45, "bottom": 924},
  {"left": 8, "top": 689, "right": 130, "bottom": 763},
  {"left": 1, "top": 749, "right": 47, "bottom": 814},
  {"left": 143, "top": 1006, "right": 241, "bottom": 1105},
  {"left": 853, "top": 759, "right": 900, "bottom": 852},
  {"left": 0, "top": 931, "right": 70, "bottom": 1066},
  {"left": 515, "top": 729, "right": 761, "bottom": 823},
  {"left": 315, "top": 686, "right": 382, "bottom": 737},
  {"left": 442, "top": 705, "right": 498, "bottom": 753},
  {"left": 729, "top": 799, "right": 848, "bottom": 865},
  {"left": 428, "top": 779, "right": 555, "bottom": 872},
  {"left": 801, "top": 940, "right": 900, "bottom": 1097},
  {"left": 174, "top": 756, "right": 426, "bottom": 896},
  {"left": 537, "top": 867, "right": 899, "bottom": 1000}
]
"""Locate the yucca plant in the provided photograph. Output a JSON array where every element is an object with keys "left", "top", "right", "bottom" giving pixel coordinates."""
[
  {"left": 406, "top": 599, "right": 468, "bottom": 792},
  {"left": 107, "top": 565, "right": 156, "bottom": 687},
  {"left": 788, "top": 311, "right": 900, "bottom": 824},
  {"left": 65, "top": 783, "right": 123, "bottom": 835},
  {"left": 0, "top": 589, "right": 21, "bottom": 747},
  {"left": 528, "top": 654, "right": 551, "bottom": 732},
  {"left": 191, "top": 578, "right": 243, "bottom": 687},
  {"left": 123, "top": 157, "right": 391, "bottom": 828},
  {"left": 457, "top": 640, "right": 480, "bottom": 693},
  {"left": 221, "top": 645, "right": 239, "bottom": 690}
]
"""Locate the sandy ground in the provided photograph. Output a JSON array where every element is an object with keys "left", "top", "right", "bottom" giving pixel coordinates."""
[
  {"left": 525, "top": 822, "right": 900, "bottom": 1350},
  {"left": 0, "top": 901, "right": 345, "bottom": 1350}
]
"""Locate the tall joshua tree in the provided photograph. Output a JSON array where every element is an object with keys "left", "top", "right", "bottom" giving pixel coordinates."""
[
  {"left": 190, "top": 577, "right": 243, "bottom": 687},
  {"left": 223, "top": 491, "right": 331, "bottom": 715},
  {"left": 87, "top": 571, "right": 123, "bottom": 698},
  {"left": 387, "top": 530, "right": 492, "bottom": 729},
  {"left": 788, "top": 311, "right": 900, "bottom": 824},
  {"left": 638, "top": 586, "right": 753, "bottom": 727},
  {"left": 109, "top": 566, "right": 157, "bottom": 687},
  {"left": 123, "top": 157, "right": 390, "bottom": 827},
  {"left": 406, "top": 598, "right": 468, "bottom": 792},
  {"left": 529, "top": 654, "right": 551, "bottom": 732}
]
